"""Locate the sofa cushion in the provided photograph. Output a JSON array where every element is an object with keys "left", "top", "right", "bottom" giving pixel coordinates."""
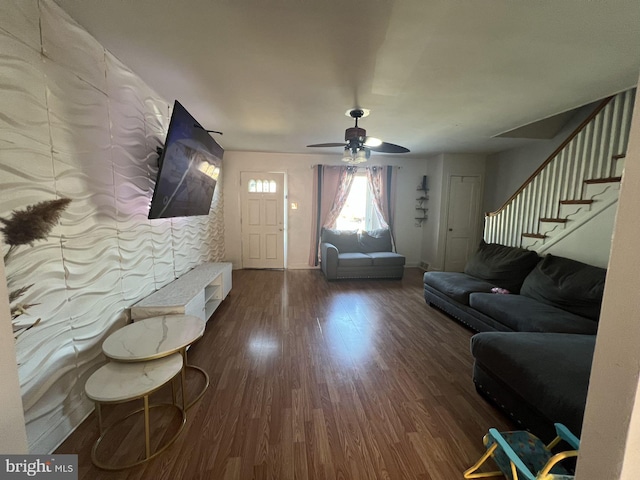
[
  {"left": 464, "top": 242, "right": 540, "bottom": 293},
  {"left": 423, "top": 272, "right": 496, "bottom": 306},
  {"left": 337, "top": 252, "right": 373, "bottom": 267},
  {"left": 469, "top": 292, "right": 598, "bottom": 334},
  {"left": 367, "top": 251, "right": 405, "bottom": 266},
  {"left": 321, "top": 228, "right": 360, "bottom": 253},
  {"left": 471, "top": 332, "right": 595, "bottom": 436},
  {"left": 520, "top": 254, "right": 606, "bottom": 321},
  {"left": 358, "top": 229, "right": 392, "bottom": 253}
]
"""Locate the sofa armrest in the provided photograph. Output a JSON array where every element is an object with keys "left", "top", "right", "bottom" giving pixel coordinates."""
[{"left": 321, "top": 242, "right": 339, "bottom": 280}]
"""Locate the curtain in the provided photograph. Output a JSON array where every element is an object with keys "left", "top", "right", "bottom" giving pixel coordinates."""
[
  {"left": 366, "top": 166, "right": 397, "bottom": 250},
  {"left": 322, "top": 167, "right": 356, "bottom": 230},
  {"left": 308, "top": 165, "right": 356, "bottom": 266}
]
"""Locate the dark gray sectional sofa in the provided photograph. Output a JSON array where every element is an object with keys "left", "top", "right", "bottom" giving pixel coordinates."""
[
  {"left": 320, "top": 228, "right": 405, "bottom": 280},
  {"left": 423, "top": 242, "right": 606, "bottom": 438},
  {"left": 471, "top": 332, "right": 595, "bottom": 440}
]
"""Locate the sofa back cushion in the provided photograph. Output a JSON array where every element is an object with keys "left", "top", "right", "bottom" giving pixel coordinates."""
[
  {"left": 321, "top": 228, "right": 360, "bottom": 253},
  {"left": 358, "top": 229, "right": 392, "bottom": 253},
  {"left": 463, "top": 242, "right": 540, "bottom": 293},
  {"left": 520, "top": 254, "right": 606, "bottom": 321}
]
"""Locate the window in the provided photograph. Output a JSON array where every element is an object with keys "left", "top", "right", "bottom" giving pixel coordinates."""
[
  {"left": 247, "top": 178, "right": 277, "bottom": 193},
  {"left": 335, "top": 174, "right": 383, "bottom": 231}
]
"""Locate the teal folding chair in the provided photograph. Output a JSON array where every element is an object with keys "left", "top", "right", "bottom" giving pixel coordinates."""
[{"left": 464, "top": 423, "right": 580, "bottom": 480}]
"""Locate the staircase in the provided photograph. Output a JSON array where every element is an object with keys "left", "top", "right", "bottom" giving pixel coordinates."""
[{"left": 485, "top": 89, "right": 635, "bottom": 251}]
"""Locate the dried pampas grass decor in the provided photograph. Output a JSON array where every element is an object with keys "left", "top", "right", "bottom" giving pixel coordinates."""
[
  {"left": 1, "top": 197, "right": 71, "bottom": 338},
  {"left": 1, "top": 197, "right": 72, "bottom": 260}
]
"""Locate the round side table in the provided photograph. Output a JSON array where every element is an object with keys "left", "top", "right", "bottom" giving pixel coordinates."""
[
  {"left": 85, "top": 353, "right": 185, "bottom": 470},
  {"left": 102, "top": 314, "right": 209, "bottom": 409}
]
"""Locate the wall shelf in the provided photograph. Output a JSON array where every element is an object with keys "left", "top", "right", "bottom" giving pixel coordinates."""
[{"left": 415, "top": 178, "right": 429, "bottom": 226}]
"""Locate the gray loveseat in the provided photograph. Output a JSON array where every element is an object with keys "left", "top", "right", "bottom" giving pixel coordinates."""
[
  {"left": 423, "top": 242, "right": 606, "bottom": 439},
  {"left": 320, "top": 228, "right": 405, "bottom": 280}
]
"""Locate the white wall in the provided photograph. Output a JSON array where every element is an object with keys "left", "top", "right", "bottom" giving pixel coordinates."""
[
  {"left": 223, "top": 151, "right": 428, "bottom": 269},
  {"left": 421, "top": 154, "right": 444, "bottom": 270},
  {"left": 576, "top": 70, "right": 640, "bottom": 479},
  {"left": 543, "top": 201, "right": 617, "bottom": 269},
  {"left": 0, "top": 0, "right": 224, "bottom": 453}
]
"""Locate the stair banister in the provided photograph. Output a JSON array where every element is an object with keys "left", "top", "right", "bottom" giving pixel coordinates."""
[{"left": 486, "top": 96, "right": 613, "bottom": 219}]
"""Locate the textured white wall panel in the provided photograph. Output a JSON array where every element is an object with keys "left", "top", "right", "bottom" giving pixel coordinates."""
[
  {"left": 0, "top": 31, "right": 55, "bottom": 215},
  {"left": 208, "top": 185, "right": 226, "bottom": 262},
  {"left": 40, "top": 0, "right": 107, "bottom": 93},
  {"left": 0, "top": 32, "right": 49, "bottom": 150},
  {"left": 0, "top": 0, "right": 40, "bottom": 51},
  {"left": 0, "top": 0, "right": 225, "bottom": 453},
  {"left": 53, "top": 158, "right": 118, "bottom": 238},
  {"left": 151, "top": 219, "right": 177, "bottom": 289}
]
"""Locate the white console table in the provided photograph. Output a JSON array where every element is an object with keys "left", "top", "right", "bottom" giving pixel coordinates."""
[{"left": 131, "top": 262, "right": 232, "bottom": 322}]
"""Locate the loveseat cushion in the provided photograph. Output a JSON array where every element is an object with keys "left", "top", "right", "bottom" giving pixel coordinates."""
[
  {"left": 464, "top": 242, "right": 540, "bottom": 293},
  {"left": 337, "top": 252, "right": 373, "bottom": 267},
  {"left": 358, "top": 229, "right": 393, "bottom": 253},
  {"left": 471, "top": 332, "right": 596, "bottom": 435},
  {"left": 367, "top": 251, "right": 405, "bottom": 266},
  {"left": 520, "top": 254, "right": 606, "bottom": 321},
  {"left": 321, "top": 228, "right": 360, "bottom": 253},
  {"left": 469, "top": 293, "right": 598, "bottom": 334},
  {"left": 423, "top": 272, "right": 496, "bottom": 305}
]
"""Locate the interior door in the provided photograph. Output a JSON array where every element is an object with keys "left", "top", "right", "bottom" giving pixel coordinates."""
[
  {"left": 240, "top": 172, "right": 285, "bottom": 269},
  {"left": 444, "top": 175, "right": 482, "bottom": 272}
]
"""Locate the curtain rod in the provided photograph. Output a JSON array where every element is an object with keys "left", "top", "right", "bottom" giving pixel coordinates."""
[{"left": 309, "top": 164, "right": 402, "bottom": 170}]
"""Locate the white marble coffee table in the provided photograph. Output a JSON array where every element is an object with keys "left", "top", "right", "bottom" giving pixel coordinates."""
[
  {"left": 85, "top": 353, "right": 185, "bottom": 470},
  {"left": 102, "top": 314, "right": 209, "bottom": 409}
]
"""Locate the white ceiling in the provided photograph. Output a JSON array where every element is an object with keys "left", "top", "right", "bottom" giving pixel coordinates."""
[{"left": 55, "top": 0, "right": 640, "bottom": 158}]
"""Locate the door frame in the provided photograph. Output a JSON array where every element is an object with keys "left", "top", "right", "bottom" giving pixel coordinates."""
[{"left": 239, "top": 171, "right": 288, "bottom": 269}]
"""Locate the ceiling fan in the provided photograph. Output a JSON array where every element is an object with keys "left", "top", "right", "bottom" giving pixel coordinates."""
[{"left": 307, "top": 108, "right": 410, "bottom": 163}]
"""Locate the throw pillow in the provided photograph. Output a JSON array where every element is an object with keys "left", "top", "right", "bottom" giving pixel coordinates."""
[
  {"left": 464, "top": 241, "right": 540, "bottom": 293},
  {"left": 358, "top": 228, "right": 392, "bottom": 253},
  {"left": 320, "top": 228, "right": 359, "bottom": 253},
  {"left": 520, "top": 254, "right": 606, "bottom": 321}
]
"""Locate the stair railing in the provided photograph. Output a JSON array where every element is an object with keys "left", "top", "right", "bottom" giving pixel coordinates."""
[{"left": 485, "top": 89, "right": 635, "bottom": 247}]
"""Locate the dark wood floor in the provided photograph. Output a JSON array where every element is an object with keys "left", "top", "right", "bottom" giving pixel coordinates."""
[{"left": 57, "top": 268, "right": 513, "bottom": 479}]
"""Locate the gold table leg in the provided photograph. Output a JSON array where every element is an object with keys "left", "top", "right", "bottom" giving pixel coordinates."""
[
  {"left": 180, "top": 347, "right": 210, "bottom": 410},
  {"left": 143, "top": 395, "right": 150, "bottom": 459},
  {"left": 90, "top": 371, "right": 187, "bottom": 471}
]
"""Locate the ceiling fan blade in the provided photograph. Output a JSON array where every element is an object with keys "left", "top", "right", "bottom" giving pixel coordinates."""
[
  {"left": 368, "top": 141, "right": 410, "bottom": 153},
  {"left": 307, "top": 142, "right": 347, "bottom": 148}
]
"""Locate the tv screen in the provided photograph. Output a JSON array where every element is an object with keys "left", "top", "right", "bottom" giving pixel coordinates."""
[{"left": 148, "top": 100, "right": 224, "bottom": 219}]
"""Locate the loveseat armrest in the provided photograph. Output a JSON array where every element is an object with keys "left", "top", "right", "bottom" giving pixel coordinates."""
[{"left": 321, "top": 242, "right": 339, "bottom": 280}]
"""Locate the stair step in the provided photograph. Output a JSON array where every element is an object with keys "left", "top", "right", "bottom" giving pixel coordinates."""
[
  {"left": 559, "top": 199, "right": 594, "bottom": 205},
  {"left": 522, "top": 233, "right": 546, "bottom": 239},
  {"left": 539, "top": 218, "right": 568, "bottom": 223},
  {"left": 584, "top": 176, "right": 622, "bottom": 184}
]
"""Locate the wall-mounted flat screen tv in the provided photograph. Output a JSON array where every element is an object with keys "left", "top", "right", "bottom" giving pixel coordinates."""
[{"left": 148, "top": 100, "right": 223, "bottom": 219}]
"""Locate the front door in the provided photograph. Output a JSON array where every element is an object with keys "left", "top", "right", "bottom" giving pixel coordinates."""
[
  {"left": 240, "top": 172, "right": 285, "bottom": 269},
  {"left": 444, "top": 175, "right": 482, "bottom": 272}
]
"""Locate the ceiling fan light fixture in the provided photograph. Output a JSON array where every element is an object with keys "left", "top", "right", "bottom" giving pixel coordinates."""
[
  {"left": 342, "top": 148, "right": 354, "bottom": 163},
  {"left": 364, "top": 137, "right": 383, "bottom": 147},
  {"left": 354, "top": 148, "right": 368, "bottom": 163}
]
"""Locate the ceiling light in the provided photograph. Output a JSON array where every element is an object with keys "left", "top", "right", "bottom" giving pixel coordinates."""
[
  {"left": 364, "top": 137, "right": 383, "bottom": 147},
  {"left": 354, "top": 148, "right": 368, "bottom": 164},
  {"left": 342, "top": 148, "right": 353, "bottom": 163}
]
